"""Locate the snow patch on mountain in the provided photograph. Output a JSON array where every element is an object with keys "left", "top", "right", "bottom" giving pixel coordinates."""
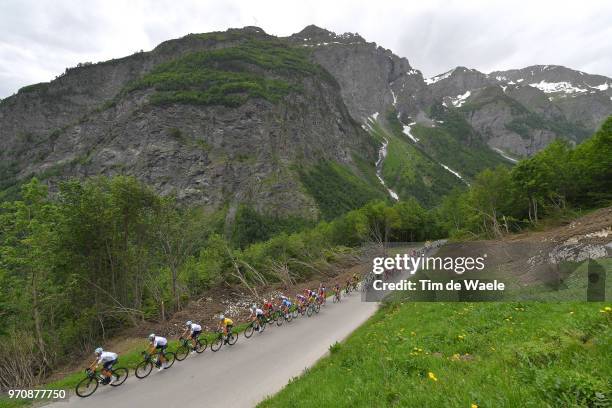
[
  {"left": 402, "top": 122, "right": 419, "bottom": 143},
  {"left": 375, "top": 137, "right": 399, "bottom": 201},
  {"left": 528, "top": 81, "right": 588, "bottom": 94},
  {"left": 493, "top": 147, "right": 518, "bottom": 163},
  {"left": 425, "top": 69, "right": 454, "bottom": 85},
  {"left": 450, "top": 91, "right": 471, "bottom": 107},
  {"left": 588, "top": 83, "right": 610, "bottom": 91},
  {"left": 440, "top": 163, "right": 468, "bottom": 184}
]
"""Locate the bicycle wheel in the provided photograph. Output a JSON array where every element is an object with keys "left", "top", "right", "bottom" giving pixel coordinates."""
[
  {"left": 259, "top": 320, "right": 266, "bottom": 333},
  {"left": 315, "top": 303, "right": 321, "bottom": 313},
  {"left": 211, "top": 335, "right": 223, "bottom": 352},
  {"left": 332, "top": 294, "right": 338, "bottom": 303},
  {"left": 292, "top": 309, "right": 299, "bottom": 319},
  {"left": 244, "top": 324, "right": 254, "bottom": 339},
  {"left": 110, "top": 368, "right": 128, "bottom": 386},
  {"left": 307, "top": 305, "right": 313, "bottom": 317},
  {"left": 135, "top": 361, "right": 153, "bottom": 379},
  {"left": 276, "top": 312, "right": 283, "bottom": 326},
  {"left": 285, "top": 312, "right": 293, "bottom": 322},
  {"left": 195, "top": 338, "right": 207, "bottom": 353},
  {"left": 175, "top": 345, "right": 189, "bottom": 361},
  {"left": 228, "top": 332, "right": 238, "bottom": 345},
  {"left": 163, "top": 352, "right": 176, "bottom": 368},
  {"left": 75, "top": 376, "right": 98, "bottom": 398}
]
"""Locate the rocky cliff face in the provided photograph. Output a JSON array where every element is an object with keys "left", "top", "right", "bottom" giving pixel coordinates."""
[
  {"left": 0, "top": 27, "right": 379, "bottom": 218},
  {"left": 287, "top": 25, "right": 431, "bottom": 121},
  {"left": 1, "top": 25, "right": 610, "bottom": 216}
]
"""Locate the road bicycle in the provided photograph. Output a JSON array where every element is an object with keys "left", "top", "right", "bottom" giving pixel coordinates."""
[
  {"left": 306, "top": 301, "right": 320, "bottom": 317},
  {"left": 175, "top": 335, "right": 207, "bottom": 360},
  {"left": 244, "top": 318, "right": 266, "bottom": 338},
  {"left": 135, "top": 350, "right": 176, "bottom": 379},
  {"left": 332, "top": 290, "right": 341, "bottom": 303},
  {"left": 75, "top": 367, "right": 128, "bottom": 397},
  {"left": 210, "top": 329, "right": 238, "bottom": 351}
]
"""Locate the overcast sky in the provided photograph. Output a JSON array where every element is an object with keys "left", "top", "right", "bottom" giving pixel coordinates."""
[{"left": 1, "top": 0, "right": 611, "bottom": 98}]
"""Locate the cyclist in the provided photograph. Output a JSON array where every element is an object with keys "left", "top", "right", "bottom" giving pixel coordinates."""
[
  {"left": 352, "top": 273, "right": 359, "bottom": 289},
  {"left": 218, "top": 314, "right": 234, "bottom": 343},
  {"left": 318, "top": 283, "right": 327, "bottom": 305},
  {"left": 280, "top": 295, "right": 292, "bottom": 318},
  {"left": 262, "top": 298, "right": 272, "bottom": 317},
  {"left": 147, "top": 333, "right": 168, "bottom": 371},
  {"left": 307, "top": 290, "right": 317, "bottom": 306},
  {"left": 249, "top": 304, "right": 265, "bottom": 331},
  {"left": 345, "top": 279, "right": 352, "bottom": 293},
  {"left": 333, "top": 283, "right": 341, "bottom": 301},
  {"left": 89, "top": 347, "right": 118, "bottom": 384},
  {"left": 180, "top": 320, "right": 202, "bottom": 354},
  {"left": 296, "top": 293, "right": 307, "bottom": 312}
]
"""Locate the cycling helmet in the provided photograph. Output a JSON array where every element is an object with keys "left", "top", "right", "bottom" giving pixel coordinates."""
[
  {"left": 148, "top": 333, "right": 155, "bottom": 341},
  {"left": 95, "top": 347, "right": 103, "bottom": 355},
  {"left": 251, "top": 304, "right": 256, "bottom": 310},
  {"left": 186, "top": 320, "right": 192, "bottom": 326},
  {"left": 219, "top": 314, "right": 225, "bottom": 320}
]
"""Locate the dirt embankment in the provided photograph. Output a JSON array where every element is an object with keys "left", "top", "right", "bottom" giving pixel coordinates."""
[{"left": 435, "top": 207, "right": 612, "bottom": 285}]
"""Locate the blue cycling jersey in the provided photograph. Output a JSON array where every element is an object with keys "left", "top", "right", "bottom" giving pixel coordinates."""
[{"left": 282, "top": 299, "right": 292, "bottom": 307}]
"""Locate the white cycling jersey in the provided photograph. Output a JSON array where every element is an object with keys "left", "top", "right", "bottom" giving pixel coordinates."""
[
  {"left": 189, "top": 323, "right": 202, "bottom": 333},
  {"left": 254, "top": 308, "right": 264, "bottom": 316},
  {"left": 153, "top": 336, "right": 167, "bottom": 347},
  {"left": 97, "top": 351, "right": 117, "bottom": 364}
]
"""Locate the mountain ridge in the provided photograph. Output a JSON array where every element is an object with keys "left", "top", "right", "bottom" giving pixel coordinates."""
[{"left": 1, "top": 25, "right": 610, "bottom": 219}]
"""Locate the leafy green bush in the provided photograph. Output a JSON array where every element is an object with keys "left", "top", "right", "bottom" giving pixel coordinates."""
[{"left": 125, "top": 39, "right": 325, "bottom": 107}]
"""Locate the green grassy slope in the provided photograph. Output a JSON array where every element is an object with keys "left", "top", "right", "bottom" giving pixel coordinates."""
[
  {"left": 365, "top": 108, "right": 509, "bottom": 207},
  {"left": 259, "top": 301, "right": 611, "bottom": 408},
  {"left": 411, "top": 111, "right": 509, "bottom": 178},
  {"left": 367, "top": 118, "right": 465, "bottom": 207},
  {"left": 298, "top": 160, "right": 388, "bottom": 220}
]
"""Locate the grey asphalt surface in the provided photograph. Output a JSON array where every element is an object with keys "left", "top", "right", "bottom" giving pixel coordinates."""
[{"left": 46, "top": 291, "right": 378, "bottom": 408}]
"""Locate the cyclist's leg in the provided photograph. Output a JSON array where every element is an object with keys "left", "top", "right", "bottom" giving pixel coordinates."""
[
  {"left": 158, "top": 345, "right": 166, "bottom": 363},
  {"left": 102, "top": 360, "right": 113, "bottom": 378},
  {"left": 191, "top": 331, "right": 200, "bottom": 347}
]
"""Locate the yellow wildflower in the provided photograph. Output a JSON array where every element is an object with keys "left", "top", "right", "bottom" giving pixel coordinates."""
[
  {"left": 428, "top": 371, "right": 438, "bottom": 381},
  {"left": 471, "top": 404, "right": 478, "bottom": 408}
]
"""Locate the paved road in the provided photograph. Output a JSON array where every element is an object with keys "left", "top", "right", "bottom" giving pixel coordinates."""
[{"left": 46, "top": 291, "right": 378, "bottom": 408}]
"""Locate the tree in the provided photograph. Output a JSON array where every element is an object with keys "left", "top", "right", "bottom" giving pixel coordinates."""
[{"left": 0, "top": 179, "right": 59, "bottom": 377}]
